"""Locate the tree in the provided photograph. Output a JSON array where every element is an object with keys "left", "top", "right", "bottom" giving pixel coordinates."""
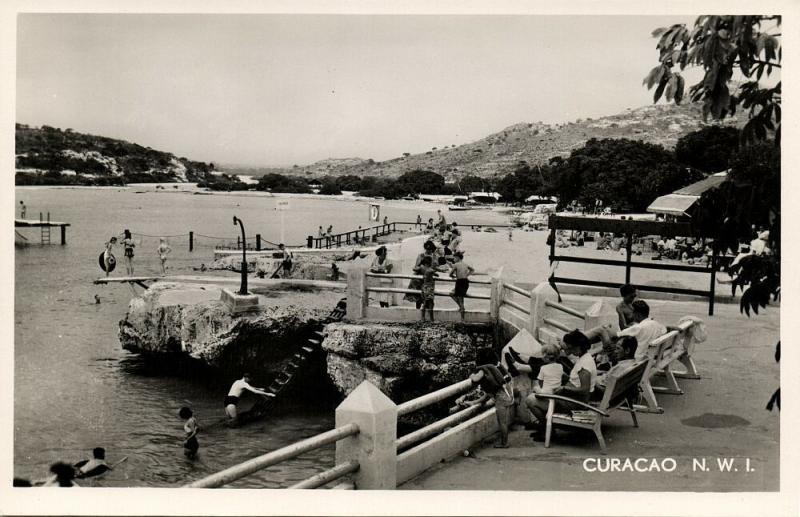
[
  {"left": 675, "top": 126, "right": 740, "bottom": 172},
  {"left": 458, "top": 175, "right": 487, "bottom": 193},
  {"left": 546, "top": 138, "right": 702, "bottom": 212},
  {"left": 395, "top": 169, "right": 445, "bottom": 195},
  {"left": 645, "top": 15, "right": 781, "bottom": 143}
]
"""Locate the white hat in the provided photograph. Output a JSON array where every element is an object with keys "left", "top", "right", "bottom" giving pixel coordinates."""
[{"left": 759, "top": 231, "right": 770, "bottom": 240}]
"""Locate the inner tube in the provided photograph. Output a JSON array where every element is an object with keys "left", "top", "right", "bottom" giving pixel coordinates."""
[{"left": 99, "top": 252, "right": 116, "bottom": 273}]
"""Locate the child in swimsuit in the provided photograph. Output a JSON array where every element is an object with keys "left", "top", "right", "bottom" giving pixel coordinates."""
[
  {"left": 103, "top": 237, "right": 117, "bottom": 277},
  {"left": 157, "top": 238, "right": 172, "bottom": 275},
  {"left": 413, "top": 255, "right": 439, "bottom": 321},
  {"left": 179, "top": 407, "right": 199, "bottom": 459},
  {"left": 449, "top": 252, "right": 474, "bottom": 320},
  {"left": 121, "top": 229, "right": 135, "bottom": 276}
]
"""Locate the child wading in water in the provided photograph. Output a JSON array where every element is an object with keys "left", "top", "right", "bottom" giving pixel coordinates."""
[
  {"left": 414, "top": 255, "right": 439, "bottom": 321},
  {"left": 179, "top": 407, "right": 199, "bottom": 459},
  {"left": 449, "top": 252, "right": 474, "bottom": 320},
  {"left": 157, "top": 238, "right": 172, "bottom": 275}
]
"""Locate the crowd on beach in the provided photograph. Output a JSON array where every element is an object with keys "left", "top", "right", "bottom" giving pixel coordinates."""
[
  {"left": 457, "top": 283, "right": 694, "bottom": 448},
  {"left": 367, "top": 209, "right": 476, "bottom": 320}
]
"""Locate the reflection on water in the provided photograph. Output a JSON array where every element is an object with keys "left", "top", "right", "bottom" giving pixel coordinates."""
[{"left": 14, "top": 187, "right": 504, "bottom": 486}]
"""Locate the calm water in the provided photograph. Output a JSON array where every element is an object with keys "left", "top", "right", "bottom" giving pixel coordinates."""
[{"left": 14, "top": 186, "right": 504, "bottom": 487}]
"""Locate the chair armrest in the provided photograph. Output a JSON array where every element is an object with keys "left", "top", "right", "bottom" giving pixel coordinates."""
[{"left": 536, "top": 393, "right": 610, "bottom": 417}]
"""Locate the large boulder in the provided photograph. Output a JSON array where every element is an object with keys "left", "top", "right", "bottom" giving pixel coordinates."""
[
  {"left": 321, "top": 321, "right": 492, "bottom": 407},
  {"left": 118, "top": 282, "right": 338, "bottom": 376}
]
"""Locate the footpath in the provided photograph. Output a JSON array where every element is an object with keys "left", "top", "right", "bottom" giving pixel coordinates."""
[{"left": 401, "top": 298, "right": 780, "bottom": 491}]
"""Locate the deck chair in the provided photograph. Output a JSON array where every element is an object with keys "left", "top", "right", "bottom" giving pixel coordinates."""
[
  {"left": 537, "top": 359, "right": 649, "bottom": 452},
  {"left": 636, "top": 320, "right": 698, "bottom": 413}
]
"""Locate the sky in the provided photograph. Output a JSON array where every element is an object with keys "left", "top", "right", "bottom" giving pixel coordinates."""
[{"left": 16, "top": 14, "right": 700, "bottom": 167}]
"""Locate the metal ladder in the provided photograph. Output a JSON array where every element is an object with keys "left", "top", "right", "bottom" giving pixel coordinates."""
[
  {"left": 238, "top": 298, "right": 348, "bottom": 424},
  {"left": 40, "top": 212, "right": 51, "bottom": 244}
]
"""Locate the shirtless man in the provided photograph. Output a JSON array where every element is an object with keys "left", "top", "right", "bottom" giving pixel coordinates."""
[{"left": 225, "top": 373, "right": 271, "bottom": 422}]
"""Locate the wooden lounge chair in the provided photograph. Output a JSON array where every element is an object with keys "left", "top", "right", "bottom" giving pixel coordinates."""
[
  {"left": 636, "top": 320, "right": 699, "bottom": 414},
  {"left": 537, "top": 359, "right": 649, "bottom": 452}
]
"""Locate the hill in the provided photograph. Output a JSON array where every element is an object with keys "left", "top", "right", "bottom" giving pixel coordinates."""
[
  {"left": 15, "top": 124, "right": 217, "bottom": 185},
  {"left": 233, "top": 102, "right": 745, "bottom": 182}
]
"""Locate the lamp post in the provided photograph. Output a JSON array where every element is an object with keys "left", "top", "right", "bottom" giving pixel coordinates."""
[{"left": 233, "top": 216, "right": 248, "bottom": 295}]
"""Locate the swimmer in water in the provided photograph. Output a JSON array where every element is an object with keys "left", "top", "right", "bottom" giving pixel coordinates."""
[
  {"left": 224, "top": 373, "right": 272, "bottom": 423},
  {"left": 179, "top": 407, "right": 199, "bottom": 459},
  {"left": 94, "top": 294, "right": 101, "bottom": 304},
  {"left": 74, "top": 447, "right": 112, "bottom": 478}
]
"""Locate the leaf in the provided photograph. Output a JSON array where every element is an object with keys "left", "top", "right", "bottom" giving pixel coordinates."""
[
  {"left": 643, "top": 65, "right": 662, "bottom": 88},
  {"left": 675, "top": 74, "right": 685, "bottom": 104},
  {"left": 654, "top": 76, "right": 668, "bottom": 103},
  {"left": 652, "top": 27, "right": 667, "bottom": 38},
  {"left": 665, "top": 74, "right": 677, "bottom": 102}
]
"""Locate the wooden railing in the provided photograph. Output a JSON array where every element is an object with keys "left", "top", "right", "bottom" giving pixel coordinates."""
[{"left": 308, "top": 222, "right": 398, "bottom": 249}]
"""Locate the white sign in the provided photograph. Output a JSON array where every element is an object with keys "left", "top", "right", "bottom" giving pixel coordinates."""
[
  {"left": 276, "top": 200, "right": 291, "bottom": 211},
  {"left": 369, "top": 203, "right": 380, "bottom": 222}
]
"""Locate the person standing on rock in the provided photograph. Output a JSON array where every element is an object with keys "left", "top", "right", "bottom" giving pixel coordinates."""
[{"left": 225, "top": 374, "right": 272, "bottom": 423}]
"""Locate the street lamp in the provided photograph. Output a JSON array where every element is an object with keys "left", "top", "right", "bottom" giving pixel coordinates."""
[{"left": 233, "top": 216, "right": 248, "bottom": 295}]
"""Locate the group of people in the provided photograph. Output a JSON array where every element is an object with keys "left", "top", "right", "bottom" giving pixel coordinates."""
[
  {"left": 461, "top": 284, "right": 674, "bottom": 448},
  {"left": 102, "top": 230, "right": 173, "bottom": 276},
  {"left": 14, "top": 447, "right": 120, "bottom": 487}
]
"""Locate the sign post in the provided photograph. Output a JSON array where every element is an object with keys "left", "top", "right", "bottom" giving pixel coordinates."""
[{"left": 276, "top": 199, "right": 291, "bottom": 244}]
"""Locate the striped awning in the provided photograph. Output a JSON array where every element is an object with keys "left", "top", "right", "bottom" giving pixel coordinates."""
[{"left": 646, "top": 194, "right": 698, "bottom": 216}]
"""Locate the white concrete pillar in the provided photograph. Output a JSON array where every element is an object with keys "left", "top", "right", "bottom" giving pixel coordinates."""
[
  {"left": 489, "top": 266, "right": 505, "bottom": 321},
  {"left": 346, "top": 262, "right": 368, "bottom": 319},
  {"left": 530, "top": 282, "right": 559, "bottom": 339},
  {"left": 335, "top": 380, "right": 398, "bottom": 489}
]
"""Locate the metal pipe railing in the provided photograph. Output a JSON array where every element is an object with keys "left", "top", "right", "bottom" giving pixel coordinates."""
[
  {"left": 502, "top": 282, "right": 531, "bottom": 298},
  {"left": 396, "top": 401, "right": 492, "bottom": 451},
  {"left": 288, "top": 460, "right": 360, "bottom": 489},
  {"left": 501, "top": 298, "right": 530, "bottom": 315},
  {"left": 545, "top": 300, "right": 586, "bottom": 320},
  {"left": 184, "top": 423, "right": 359, "bottom": 488},
  {"left": 397, "top": 379, "right": 474, "bottom": 416},
  {"left": 542, "top": 317, "right": 572, "bottom": 333}
]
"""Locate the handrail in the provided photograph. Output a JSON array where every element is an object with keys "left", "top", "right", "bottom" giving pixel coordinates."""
[
  {"left": 502, "top": 282, "right": 531, "bottom": 298},
  {"left": 650, "top": 320, "right": 695, "bottom": 347},
  {"left": 311, "top": 222, "right": 398, "bottom": 248},
  {"left": 542, "top": 317, "right": 572, "bottom": 333},
  {"left": 365, "top": 272, "right": 492, "bottom": 284},
  {"left": 545, "top": 300, "right": 585, "bottom": 320},
  {"left": 397, "top": 378, "right": 474, "bottom": 416},
  {"left": 365, "top": 286, "right": 491, "bottom": 300},
  {"left": 501, "top": 298, "right": 530, "bottom": 315},
  {"left": 396, "top": 401, "right": 492, "bottom": 451},
  {"left": 288, "top": 460, "right": 360, "bottom": 489},
  {"left": 184, "top": 422, "right": 359, "bottom": 488}
]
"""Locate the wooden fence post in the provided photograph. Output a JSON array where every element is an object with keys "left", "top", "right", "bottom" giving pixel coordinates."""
[
  {"left": 189, "top": 231, "right": 194, "bottom": 252},
  {"left": 335, "top": 381, "right": 398, "bottom": 489},
  {"left": 256, "top": 234, "right": 262, "bottom": 251},
  {"left": 489, "top": 266, "right": 504, "bottom": 321},
  {"left": 307, "top": 235, "right": 314, "bottom": 248}
]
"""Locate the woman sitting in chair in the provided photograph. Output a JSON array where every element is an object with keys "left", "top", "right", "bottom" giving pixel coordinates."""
[{"left": 525, "top": 329, "right": 597, "bottom": 442}]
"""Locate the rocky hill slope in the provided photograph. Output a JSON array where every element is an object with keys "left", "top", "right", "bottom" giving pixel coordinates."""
[
  {"left": 246, "top": 102, "right": 745, "bottom": 182},
  {"left": 15, "top": 124, "right": 217, "bottom": 185}
]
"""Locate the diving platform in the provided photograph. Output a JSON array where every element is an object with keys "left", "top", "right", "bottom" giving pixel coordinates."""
[{"left": 15, "top": 214, "right": 71, "bottom": 244}]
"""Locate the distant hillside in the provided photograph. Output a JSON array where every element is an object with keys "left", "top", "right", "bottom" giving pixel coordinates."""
[
  {"left": 15, "top": 124, "right": 217, "bottom": 185},
  {"left": 233, "top": 102, "right": 745, "bottom": 182}
]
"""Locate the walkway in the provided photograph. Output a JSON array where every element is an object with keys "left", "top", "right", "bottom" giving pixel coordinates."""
[{"left": 401, "top": 297, "right": 780, "bottom": 491}]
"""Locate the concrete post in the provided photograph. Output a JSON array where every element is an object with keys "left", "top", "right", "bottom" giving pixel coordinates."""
[
  {"left": 335, "top": 381, "right": 398, "bottom": 489},
  {"left": 346, "top": 261, "right": 368, "bottom": 319},
  {"left": 530, "top": 282, "right": 560, "bottom": 341},
  {"left": 489, "top": 266, "right": 504, "bottom": 321}
]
